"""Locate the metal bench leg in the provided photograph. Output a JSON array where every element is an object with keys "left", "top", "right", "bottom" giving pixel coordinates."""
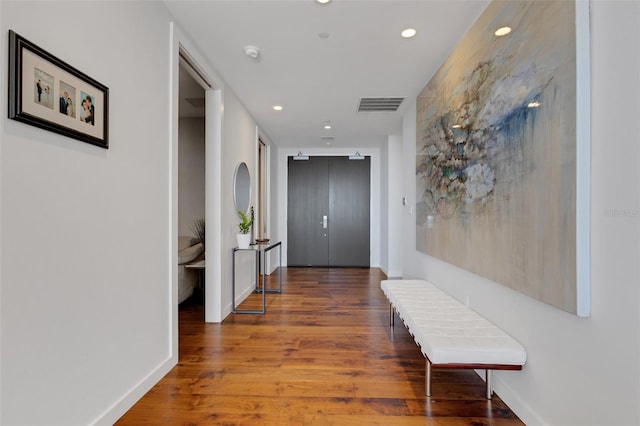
[
  {"left": 425, "top": 358, "right": 432, "bottom": 397},
  {"left": 389, "top": 304, "right": 394, "bottom": 326},
  {"left": 486, "top": 369, "right": 493, "bottom": 399}
]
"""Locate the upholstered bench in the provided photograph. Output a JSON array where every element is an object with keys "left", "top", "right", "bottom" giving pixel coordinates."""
[{"left": 381, "top": 279, "right": 526, "bottom": 399}]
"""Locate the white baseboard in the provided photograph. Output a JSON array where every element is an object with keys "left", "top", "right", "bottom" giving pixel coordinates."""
[
  {"left": 474, "top": 369, "right": 544, "bottom": 425},
  {"left": 493, "top": 375, "right": 545, "bottom": 425},
  {"left": 234, "top": 280, "right": 257, "bottom": 306},
  {"left": 380, "top": 265, "right": 402, "bottom": 278},
  {"left": 92, "top": 354, "right": 177, "bottom": 425}
]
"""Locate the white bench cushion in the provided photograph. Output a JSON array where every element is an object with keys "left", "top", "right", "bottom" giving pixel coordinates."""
[{"left": 381, "top": 279, "right": 526, "bottom": 366}]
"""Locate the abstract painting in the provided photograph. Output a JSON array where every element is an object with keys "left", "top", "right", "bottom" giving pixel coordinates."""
[{"left": 416, "top": 0, "right": 589, "bottom": 315}]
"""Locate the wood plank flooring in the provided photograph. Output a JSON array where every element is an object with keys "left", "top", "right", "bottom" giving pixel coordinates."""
[{"left": 116, "top": 268, "right": 523, "bottom": 425}]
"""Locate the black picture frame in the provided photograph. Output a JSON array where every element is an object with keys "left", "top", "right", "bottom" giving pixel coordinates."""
[{"left": 8, "top": 30, "right": 109, "bottom": 149}]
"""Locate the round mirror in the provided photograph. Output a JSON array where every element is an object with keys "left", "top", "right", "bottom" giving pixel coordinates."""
[{"left": 233, "top": 162, "right": 251, "bottom": 214}]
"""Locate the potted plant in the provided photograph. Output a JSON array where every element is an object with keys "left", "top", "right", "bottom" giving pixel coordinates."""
[
  {"left": 237, "top": 210, "right": 253, "bottom": 249},
  {"left": 191, "top": 217, "right": 205, "bottom": 248}
]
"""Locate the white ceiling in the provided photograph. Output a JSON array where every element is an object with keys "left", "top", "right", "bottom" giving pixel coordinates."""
[{"left": 166, "top": 0, "right": 490, "bottom": 149}]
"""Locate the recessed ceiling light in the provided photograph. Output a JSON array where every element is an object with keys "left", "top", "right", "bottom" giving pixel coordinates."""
[
  {"left": 321, "top": 136, "right": 334, "bottom": 145},
  {"left": 324, "top": 122, "right": 332, "bottom": 129},
  {"left": 495, "top": 26, "right": 512, "bottom": 37},
  {"left": 273, "top": 105, "right": 283, "bottom": 111},
  {"left": 401, "top": 28, "right": 417, "bottom": 39},
  {"left": 316, "top": 0, "right": 331, "bottom": 4},
  {"left": 528, "top": 101, "right": 541, "bottom": 108}
]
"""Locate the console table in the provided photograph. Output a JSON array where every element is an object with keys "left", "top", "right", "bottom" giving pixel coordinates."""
[
  {"left": 184, "top": 258, "right": 205, "bottom": 289},
  {"left": 232, "top": 241, "right": 282, "bottom": 314}
]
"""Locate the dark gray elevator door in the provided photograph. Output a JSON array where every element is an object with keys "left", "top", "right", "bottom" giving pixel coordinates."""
[{"left": 287, "top": 156, "right": 370, "bottom": 267}]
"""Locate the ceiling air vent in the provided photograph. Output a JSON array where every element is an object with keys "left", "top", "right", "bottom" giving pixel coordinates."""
[{"left": 358, "top": 97, "right": 404, "bottom": 112}]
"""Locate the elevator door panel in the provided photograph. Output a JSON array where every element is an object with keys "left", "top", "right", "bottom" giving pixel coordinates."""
[
  {"left": 287, "top": 157, "right": 329, "bottom": 266},
  {"left": 328, "top": 157, "right": 370, "bottom": 267}
]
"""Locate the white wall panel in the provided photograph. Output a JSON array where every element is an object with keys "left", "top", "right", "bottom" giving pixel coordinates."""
[{"left": 1, "top": 1, "right": 175, "bottom": 424}]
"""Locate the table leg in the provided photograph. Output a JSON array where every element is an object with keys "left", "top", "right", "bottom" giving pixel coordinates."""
[
  {"left": 260, "top": 250, "right": 266, "bottom": 313},
  {"left": 232, "top": 249, "right": 236, "bottom": 312}
]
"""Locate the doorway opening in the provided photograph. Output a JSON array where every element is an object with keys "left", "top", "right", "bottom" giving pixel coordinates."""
[{"left": 177, "top": 56, "right": 207, "bottom": 308}]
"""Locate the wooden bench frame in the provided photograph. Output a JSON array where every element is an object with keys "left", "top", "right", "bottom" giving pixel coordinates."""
[{"left": 388, "top": 301, "right": 523, "bottom": 399}]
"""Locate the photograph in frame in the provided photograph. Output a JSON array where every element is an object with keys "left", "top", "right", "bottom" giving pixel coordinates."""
[{"left": 8, "top": 29, "right": 109, "bottom": 149}]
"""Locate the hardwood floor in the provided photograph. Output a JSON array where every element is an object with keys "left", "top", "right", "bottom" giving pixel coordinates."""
[{"left": 116, "top": 268, "right": 523, "bottom": 425}]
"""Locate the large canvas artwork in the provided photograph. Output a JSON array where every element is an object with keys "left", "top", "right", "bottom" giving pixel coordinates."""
[{"left": 416, "top": 0, "right": 589, "bottom": 315}]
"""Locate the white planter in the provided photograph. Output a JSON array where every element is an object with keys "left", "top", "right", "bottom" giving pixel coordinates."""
[{"left": 237, "top": 233, "right": 251, "bottom": 249}]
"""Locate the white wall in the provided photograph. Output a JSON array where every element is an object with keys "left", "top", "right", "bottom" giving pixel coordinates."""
[
  {"left": 380, "top": 142, "right": 389, "bottom": 274},
  {"left": 219, "top": 89, "right": 262, "bottom": 316},
  {"left": 401, "top": 2, "right": 640, "bottom": 425},
  {"left": 0, "top": 1, "right": 176, "bottom": 424},
  {"left": 178, "top": 118, "right": 205, "bottom": 237},
  {"left": 276, "top": 147, "right": 381, "bottom": 268},
  {"left": 386, "top": 135, "right": 403, "bottom": 278}
]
